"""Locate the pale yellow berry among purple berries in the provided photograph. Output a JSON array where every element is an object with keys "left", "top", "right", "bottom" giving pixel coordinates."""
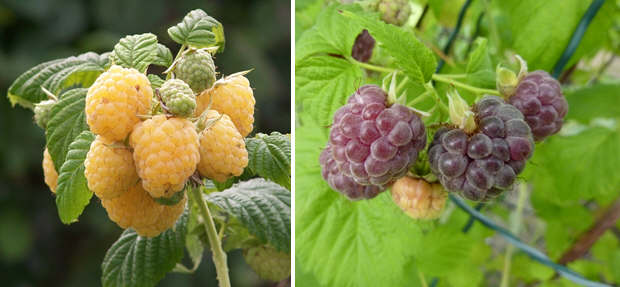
[{"left": 391, "top": 176, "right": 447, "bottom": 220}]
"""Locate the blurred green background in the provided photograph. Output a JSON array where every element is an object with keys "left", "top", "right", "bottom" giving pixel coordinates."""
[{"left": 0, "top": 0, "right": 290, "bottom": 286}]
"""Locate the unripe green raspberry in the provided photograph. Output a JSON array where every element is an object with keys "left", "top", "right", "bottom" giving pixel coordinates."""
[
  {"left": 159, "top": 79, "right": 196, "bottom": 117},
  {"left": 391, "top": 176, "right": 447, "bottom": 220},
  {"left": 375, "top": 0, "right": 411, "bottom": 26},
  {"left": 34, "top": 100, "right": 55, "bottom": 129},
  {"left": 175, "top": 49, "right": 217, "bottom": 94},
  {"left": 243, "top": 245, "right": 291, "bottom": 282}
]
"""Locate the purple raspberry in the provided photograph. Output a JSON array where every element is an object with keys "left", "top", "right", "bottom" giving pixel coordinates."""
[
  {"left": 320, "top": 84, "right": 427, "bottom": 200},
  {"left": 429, "top": 95, "right": 534, "bottom": 201},
  {"left": 509, "top": 70, "right": 568, "bottom": 141},
  {"left": 352, "top": 29, "right": 375, "bottom": 63},
  {"left": 319, "top": 145, "right": 382, "bottom": 200}
]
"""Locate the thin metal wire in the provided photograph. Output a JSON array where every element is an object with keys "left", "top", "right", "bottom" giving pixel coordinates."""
[
  {"left": 435, "top": 0, "right": 473, "bottom": 73},
  {"left": 551, "top": 0, "right": 606, "bottom": 78},
  {"left": 449, "top": 194, "right": 612, "bottom": 287}
]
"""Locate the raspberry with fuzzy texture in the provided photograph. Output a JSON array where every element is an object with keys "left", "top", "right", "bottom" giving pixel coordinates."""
[
  {"left": 43, "top": 148, "right": 58, "bottom": 193},
  {"left": 195, "top": 74, "right": 255, "bottom": 137},
  {"left": 84, "top": 136, "right": 138, "bottom": 200},
  {"left": 86, "top": 65, "right": 153, "bottom": 141},
  {"left": 391, "top": 176, "right": 447, "bottom": 219},
  {"left": 197, "top": 110, "right": 248, "bottom": 182},
  {"left": 175, "top": 49, "right": 217, "bottom": 94},
  {"left": 320, "top": 145, "right": 382, "bottom": 200},
  {"left": 130, "top": 115, "right": 200, "bottom": 198},
  {"left": 374, "top": 0, "right": 411, "bottom": 26},
  {"left": 101, "top": 182, "right": 163, "bottom": 230},
  {"left": 101, "top": 182, "right": 186, "bottom": 237},
  {"left": 243, "top": 245, "right": 291, "bottom": 282},
  {"left": 133, "top": 193, "right": 187, "bottom": 237},
  {"left": 428, "top": 96, "right": 534, "bottom": 201},
  {"left": 508, "top": 70, "right": 568, "bottom": 141},
  {"left": 352, "top": 29, "right": 375, "bottom": 63},
  {"left": 159, "top": 79, "right": 196, "bottom": 117},
  {"left": 326, "top": 85, "right": 426, "bottom": 189}
]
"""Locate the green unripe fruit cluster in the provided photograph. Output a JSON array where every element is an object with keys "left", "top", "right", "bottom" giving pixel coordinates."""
[
  {"left": 34, "top": 99, "right": 56, "bottom": 129},
  {"left": 159, "top": 79, "right": 196, "bottom": 117},
  {"left": 175, "top": 49, "right": 217, "bottom": 94}
]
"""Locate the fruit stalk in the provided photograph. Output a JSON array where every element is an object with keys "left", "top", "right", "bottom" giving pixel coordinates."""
[
  {"left": 499, "top": 182, "right": 528, "bottom": 287},
  {"left": 432, "top": 73, "right": 500, "bottom": 96},
  {"left": 190, "top": 184, "right": 231, "bottom": 287}
]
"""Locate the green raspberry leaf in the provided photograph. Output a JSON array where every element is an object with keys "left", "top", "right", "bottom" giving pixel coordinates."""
[
  {"left": 173, "top": 199, "right": 204, "bottom": 274},
  {"left": 465, "top": 38, "right": 495, "bottom": 88},
  {"left": 110, "top": 33, "right": 159, "bottom": 73},
  {"left": 342, "top": 10, "right": 437, "bottom": 84},
  {"left": 524, "top": 125, "right": 620, "bottom": 205},
  {"left": 7, "top": 52, "right": 108, "bottom": 109},
  {"left": 565, "top": 83, "right": 620, "bottom": 123},
  {"left": 205, "top": 178, "right": 290, "bottom": 253},
  {"left": 295, "top": 115, "right": 423, "bottom": 287},
  {"left": 167, "top": 9, "right": 225, "bottom": 52},
  {"left": 46, "top": 88, "right": 89, "bottom": 172},
  {"left": 55, "top": 130, "right": 95, "bottom": 224},
  {"left": 245, "top": 132, "right": 291, "bottom": 190},
  {"left": 147, "top": 74, "right": 165, "bottom": 89},
  {"left": 295, "top": 56, "right": 362, "bottom": 126},
  {"left": 296, "top": 4, "right": 369, "bottom": 61},
  {"left": 414, "top": 227, "right": 472, "bottom": 276},
  {"left": 494, "top": 0, "right": 615, "bottom": 71},
  {"left": 152, "top": 43, "right": 173, "bottom": 68},
  {"left": 101, "top": 208, "right": 189, "bottom": 287}
]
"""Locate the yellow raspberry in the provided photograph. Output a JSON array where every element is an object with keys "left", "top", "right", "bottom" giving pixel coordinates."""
[
  {"left": 86, "top": 65, "right": 153, "bottom": 141},
  {"left": 130, "top": 115, "right": 200, "bottom": 198},
  {"left": 197, "top": 110, "right": 248, "bottom": 182},
  {"left": 101, "top": 182, "right": 163, "bottom": 230},
  {"left": 42, "top": 148, "right": 58, "bottom": 193},
  {"left": 195, "top": 74, "right": 255, "bottom": 137},
  {"left": 390, "top": 177, "right": 447, "bottom": 220},
  {"left": 133, "top": 194, "right": 187, "bottom": 237},
  {"left": 84, "top": 136, "right": 139, "bottom": 200}
]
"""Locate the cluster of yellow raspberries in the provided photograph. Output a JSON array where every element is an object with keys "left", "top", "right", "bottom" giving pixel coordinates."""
[{"left": 43, "top": 56, "right": 255, "bottom": 237}]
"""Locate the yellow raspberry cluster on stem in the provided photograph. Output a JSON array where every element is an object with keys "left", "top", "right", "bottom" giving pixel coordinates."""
[{"left": 75, "top": 60, "right": 255, "bottom": 237}]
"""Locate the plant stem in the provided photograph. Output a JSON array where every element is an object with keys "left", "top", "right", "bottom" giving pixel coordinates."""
[
  {"left": 167, "top": 44, "right": 187, "bottom": 80},
  {"left": 432, "top": 74, "right": 500, "bottom": 96},
  {"left": 190, "top": 186, "right": 231, "bottom": 287},
  {"left": 418, "top": 269, "right": 429, "bottom": 287},
  {"left": 353, "top": 59, "right": 398, "bottom": 73},
  {"left": 440, "top": 73, "right": 467, "bottom": 79},
  {"left": 500, "top": 183, "right": 528, "bottom": 287},
  {"left": 557, "top": 196, "right": 620, "bottom": 265},
  {"left": 407, "top": 90, "right": 431, "bottom": 107}
]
